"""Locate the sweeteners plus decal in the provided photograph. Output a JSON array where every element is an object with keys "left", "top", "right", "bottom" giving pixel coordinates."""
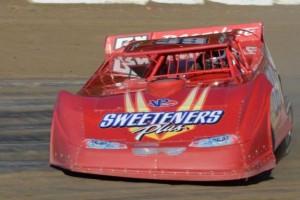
[{"left": 99, "top": 86, "right": 224, "bottom": 141}]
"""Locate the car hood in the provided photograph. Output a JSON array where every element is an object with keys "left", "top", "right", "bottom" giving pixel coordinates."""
[
  {"left": 55, "top": 74, "right": 272, "bottom": 146},
  {"left": 82, "top": 85, "right": 246, "bottom": 144}
]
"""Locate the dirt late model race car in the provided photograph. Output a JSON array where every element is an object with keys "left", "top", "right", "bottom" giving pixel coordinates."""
[{"left": 50, "top": 22, "right": 293, "bottom": 181}]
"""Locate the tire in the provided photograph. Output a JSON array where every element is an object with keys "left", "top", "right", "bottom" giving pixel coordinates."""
[
  {"left": 283, "top": 96, "right": 293, "bottom": 155},
  {"left": 274, "top": 97, "right": 293, "bottom": 161}
]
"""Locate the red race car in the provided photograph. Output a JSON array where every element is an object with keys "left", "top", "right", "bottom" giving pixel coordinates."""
[{"left": 50, "top": 22, "right": 293, "bottom": 181}]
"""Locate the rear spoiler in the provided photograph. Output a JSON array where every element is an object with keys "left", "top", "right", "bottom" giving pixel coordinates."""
[{"left": 104, "top": 22, "right": 263, "bottom": 56}]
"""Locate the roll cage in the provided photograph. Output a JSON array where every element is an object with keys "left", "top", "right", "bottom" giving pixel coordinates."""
[{"left": 79, "top": 30, "right": 264, "bottom": 96}]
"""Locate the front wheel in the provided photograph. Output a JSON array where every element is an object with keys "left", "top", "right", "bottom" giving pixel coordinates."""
[
  {"left": 274, "top": 97, "right": 293, "bottom": 161},
  {"left": 282, "top": 96, "right": 293, "bottom": 155}
]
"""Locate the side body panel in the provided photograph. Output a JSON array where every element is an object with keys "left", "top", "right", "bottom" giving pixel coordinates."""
[{"left": 264, "top": 47, "right": 292, "bottom": 149}]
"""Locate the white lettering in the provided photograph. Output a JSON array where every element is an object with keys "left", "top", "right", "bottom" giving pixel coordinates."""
[
  {"left": 243, "top": 46, "right": 257, "bottom": 55},
  {"left": 114, "top": 35, "right": 148, "bottom": 50},
  {"left": 112, "top": 57, "right": 138, "bottom": 77},
  {"left": 159, "top": 112, "right": 175, "bottom": 124},
  {"left": 135, "top": 57, "right": 150, "bottom": 65},
  {"left": 207, "top": 110, "right": 224, "bottom": 123},
  {"left": 137, "top": 113, "right": 153, "bottom": 126},
  {"left": 149, "top": 112, "right": 165, "bottom": 125},
  {"left": 132, "top": 123, "right": 189, "bottom": 141},
  {"left": 127, "top": 113, "right": 143, "bottom": 126},
  {"left": 162, "top": 26, "right": 256, "bottom": 39},
  {"left": 99, "top": 110, "right": 224, "bottom": 141},
  {"left": 100, "top": 110, "right": 224, "bottom": 128},
  {"left": 112, "top": 113, "right": 133, "bottom": 127},
  {"left": 183, "top": 111, "right": 199, "bottom": 124},
  {"left": 194, "top": 111, "right": 211, "bottom": 124},
  {"left": 99, "top": 114, "right": 116, "bottom": 128},
  {"left": 171, "top": 112, "right": 189, "bottom": 124}
]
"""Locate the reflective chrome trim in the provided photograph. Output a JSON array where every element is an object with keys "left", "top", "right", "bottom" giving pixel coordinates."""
[{"left": 132, "top": 147, "right": 186, "bottom": 156}]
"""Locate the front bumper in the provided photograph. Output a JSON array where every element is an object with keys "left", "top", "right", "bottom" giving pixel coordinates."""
[{"left": 50, "top": 135, "right": 276, "bottom": 181}]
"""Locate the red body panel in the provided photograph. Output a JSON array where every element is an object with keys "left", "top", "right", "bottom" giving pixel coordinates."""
[{"left": 50, "top": 22, "right": 292, "bottom": 181}]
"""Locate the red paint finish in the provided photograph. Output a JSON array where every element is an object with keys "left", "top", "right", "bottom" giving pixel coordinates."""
[{"left": 50, "top": 22, "right": 292, "bottom": 181}]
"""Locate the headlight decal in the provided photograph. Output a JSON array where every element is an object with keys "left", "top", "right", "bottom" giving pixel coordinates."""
[
  {"left": 84, "top": 139, "right": 127, "bottom": 150},
  {"left": 189, "top": 135, "right": 237, "bottom": 148}
]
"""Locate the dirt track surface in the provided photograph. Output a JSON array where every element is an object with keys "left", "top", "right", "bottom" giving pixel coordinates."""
[{"left": 0, "top": 1, "right": 300, "bottom": 199}]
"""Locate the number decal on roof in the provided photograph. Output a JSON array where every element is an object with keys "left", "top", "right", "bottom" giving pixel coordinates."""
[{"left": 156, "top": 38, "right": 208, "bottom": 45}]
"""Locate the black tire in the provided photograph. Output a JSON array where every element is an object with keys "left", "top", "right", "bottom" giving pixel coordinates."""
[
  {"left": 274, "top": 97, "right": 293, "bottom": 162},
  {"left": 283, "top": 96, "right": 293, "bottom": 155}
]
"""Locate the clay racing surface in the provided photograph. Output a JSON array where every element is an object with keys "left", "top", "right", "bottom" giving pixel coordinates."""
[{"left": 0, "top": 1, "right": 299, "bottom": 199}]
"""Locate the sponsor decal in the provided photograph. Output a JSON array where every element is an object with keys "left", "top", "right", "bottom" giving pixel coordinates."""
[
  {"left": 99, "top": 86, "right": 224, "bottom": 141},
  {"left": 243, "top": 46, "right": 257, "bottom": 55},
  {"left": 112, "top": 26, "right": 258, "bottom": 51},
  {"left": 161, "top": 27, "right": 259, "bottom": 39},
  {"left": 112, "top": 56, "right": 150, "bottom": 77},
  {"left": 148, "top": 98, "right": 178, "bottom": 108},
  {"left": 156, "top": 37, "right": 208, "bottom": 45},
  {"left": 114, "top": 35, "right": 149, "bottom": 50},
  {"left": 109, "top": 26, "right": 259, "bottom": 56},
  {"left": 100, "top": 110, "right": 224, "bottom": 141}
]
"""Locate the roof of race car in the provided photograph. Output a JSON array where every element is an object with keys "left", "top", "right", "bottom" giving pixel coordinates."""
[
  {"left": 79, "top": 26, "right": 264, "bottom": 97},
  {"left": 123, "top": 32, "right": 231, "bottom": 55}
]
